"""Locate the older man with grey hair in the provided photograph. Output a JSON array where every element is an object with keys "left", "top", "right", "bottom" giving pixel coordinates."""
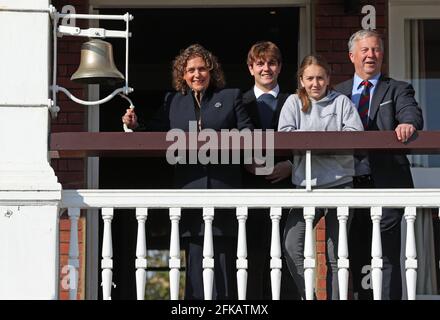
[{"left": 335, "top": 29, "right": 423, "bottom": 300}]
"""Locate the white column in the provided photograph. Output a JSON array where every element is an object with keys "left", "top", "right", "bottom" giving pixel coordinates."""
[
  {"left": 303, "top": 206, "right": 316, "bottom": 300},
  {"left": 236, "top": 206, "right": 248, "bottom": 300},
  {"left": 270, "top": 207, "right": 282, "bottom": 300},
  {"left": 337, "top": 206, "right": 349, "bottom": 300},
  {"left": 169, "top": 208, "right": 181, "bottom": 300},
  {"left": 135, "top": 208, "right": 148, "bottom": 300},
  {"left": 67, "top": 208, "right": 80, "bottom": 300},
  {"left": 404, "top": 207, "right": 417, "bottom": 300},
  {"left": 370, "top": 206, "right": 383, "bottom": 300},
  {"left": 202, "top": 207, "right": 214, "bottom": 300},
  {"left": 101, "top": 208, "right": 114, "bottom": 300},
  {"left": 0, "top": 0, "right": 61, "bottom": 299}
]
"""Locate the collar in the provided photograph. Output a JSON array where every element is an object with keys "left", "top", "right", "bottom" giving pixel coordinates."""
[
  {"left": 254, "top": 84, "right": 279, "bottom": 99},
  {"left": 353, "top": 73, "right": 381, "bottom": 89}
]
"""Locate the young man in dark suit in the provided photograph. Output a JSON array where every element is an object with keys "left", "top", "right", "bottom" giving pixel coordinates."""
[
  {"left": 335, "top": 30, "right": 423, "bottom": 300},
  {"left": 242, "top": 41, "right": 299, "bottom": 299}
]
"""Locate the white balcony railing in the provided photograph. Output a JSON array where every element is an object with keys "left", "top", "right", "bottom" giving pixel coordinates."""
[{"left": 60, "top": 188, "right": 440, "bottom": 300}]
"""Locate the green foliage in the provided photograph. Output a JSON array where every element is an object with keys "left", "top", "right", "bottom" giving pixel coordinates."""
[{"left": 144, "top": 250, "right": 186, "bottom": 300}]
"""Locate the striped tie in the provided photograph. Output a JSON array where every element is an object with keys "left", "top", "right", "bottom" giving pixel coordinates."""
[{"left": 358, "top": 80, "right": 372, "bottom": 129}]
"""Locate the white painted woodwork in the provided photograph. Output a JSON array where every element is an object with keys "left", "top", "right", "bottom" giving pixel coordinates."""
[
  {"left": 0, "top": 0, "right": 61, "bottom": 299},
  {"left": 305, "top": 150, "right": 312, "bottom": 191},
  {"left": 61, "top": 188, "right": 440, "bottom": 209},
  {"left": 370, "top": 207, "right": 383, "bottom": 300},
  {"left": 135, "top": 208, "right": 148, "bottom": 300},
  {"left": 269, "top": 207, "right": 282, "bottom": 300},
  {"left": 0, "top": 0, "right": 60, "bottom": 191},
  {"left": 404, "top": 207, "right": 417, "bottom": 300},
  {"left": 303, "top": 206, "right": 316, "bottom": 300},
  {"left": 59, "top": 189, "right": 440, "bottom": 300},
  {"left": 169, "top": 208, "right": 181, "bottom": 300},
  {"left": 337, "top": 207, "right": 349, "bottom": 300},
  {"left": 0, "top": 205, "right": 59, "bottom": 299},
  {"left": 236, "top": 206, "right": 248, "bottom": 300},
  {"left": 68, "top": 208, "right": 80, "bottom": 300},
  {"left": 101, "top": 208, "right": 114, "bottom": 300},
  {"left": 202, "top": 207, "right": 215, "bottom": 300}
]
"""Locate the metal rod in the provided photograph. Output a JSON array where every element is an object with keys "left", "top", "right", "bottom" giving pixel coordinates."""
[
  {"left": 0, "top": 8, "right": 51, "bottom": 13},
  {"left": 306, "top": 150, "right": 312, "bottom": 191},
  {"left": 55, "top": 86, "right": 127, "bottom": 106},
  {"left": 57, "top": 13, "right": 131, "bottom": 21},
  {"left": 125, "top": 13, "right": 130, "bottom": 90},
  {"left": 52, "top": 13, "right": 58, "bottom": 115}
]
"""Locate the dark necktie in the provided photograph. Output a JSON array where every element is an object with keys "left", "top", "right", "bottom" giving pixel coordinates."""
[
  {"left": 257, "top": 93, "right": 277, "bottom": 129},
  {"left": 358, "top": 80, "right": 372, "bottom": 129}
]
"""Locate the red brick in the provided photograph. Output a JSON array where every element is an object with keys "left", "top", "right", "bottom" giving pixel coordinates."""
[
  {"left": 316, "top": 240, "right": 326, "bottom": 254},
  {"left": 317, "top": 5, "right": 346, "bottom": 16},
  {"left": 316, "top": 28, "right": 351, "bottom": 40},
  {"left": 51, "top": 124, "right": 85, "bottom": 133},
  {"left": 331, "top": 64, "right": 342, "bottom": 74},
  {"left": 59, "top": 218, "right": 70, "bottom": 230},
  {"left": 58, "top": 53, "right": 81, "bottom": 66},
  {"left": 60, "top": 243, "right": 69, "bottom": 254},
  {"left": 58, "top": 76, "right": 84, "bottom": 89},
  {"left": 332, "top": 16, "right": 360, "bottom": 28},
  {"left": 317, "top": 264, "right": 327, "bottom": 278},
  {"left": 316, "top": 290, "right": 327, "bottom": 300},
  {"left": 315, "top": 39, "right": 332, "bottom": 52},
  {"left": 332, "top": 39, "right": 349, "bottom": 52},
  {"left": 316, "top": 16, "right": 332, "bottom": 28},
  {"left": 67, "top": 113, "right": 85, "bottom": 124},
  {"left": 56, "top": 100, "right": 85, "bottom": 112},
  {"left": 317, "top": 278, "right": 327, "bottom": 290},
  {"left": 316, "top": 228, "right": 326, "bottom": 241},
  {"left": 60, "top": 231, "right": 71, "bottom": 243},
  {"left": 317, "top": 253, "right": 327, "bottom": 265},
  {"left": 321, "top": 52, "right": 349, "bottom": 64}
]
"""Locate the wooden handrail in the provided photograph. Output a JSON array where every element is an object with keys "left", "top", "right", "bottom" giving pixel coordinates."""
[{"left": 49, "top": 131, "right": 440, "bottom": 159}]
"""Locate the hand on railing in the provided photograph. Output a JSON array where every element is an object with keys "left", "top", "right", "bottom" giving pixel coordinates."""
[{"left": 395, "top": 123, "right": 416, "bottom": 143}]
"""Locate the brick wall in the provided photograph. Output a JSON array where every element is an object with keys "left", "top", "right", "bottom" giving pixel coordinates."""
[
  {"left": 51, "top": 0, "right": 89, "bottom": 300},
  {"left": 314, "top": 0, "right": 388, "bottom": 300}
]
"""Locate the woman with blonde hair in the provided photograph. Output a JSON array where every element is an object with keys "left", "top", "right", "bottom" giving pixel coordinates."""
[{"left": 278, "top": 54, "right": 363, "bottom": 299}]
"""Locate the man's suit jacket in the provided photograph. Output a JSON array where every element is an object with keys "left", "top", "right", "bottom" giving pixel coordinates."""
[
  {"left": 335, "top": 76, "right": 423, "bottom": 188},
  {"left": 241, "top": 89, "right": 292, "bottom": 188}
]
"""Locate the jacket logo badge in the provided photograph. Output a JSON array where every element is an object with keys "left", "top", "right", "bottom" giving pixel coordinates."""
[{"left": 214, "top": 102, "right": 222, "bottom": 108}]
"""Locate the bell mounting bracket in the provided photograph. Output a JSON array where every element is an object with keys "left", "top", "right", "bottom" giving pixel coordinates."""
[{"left": 49, "top": 9, "right": 134, "bottom": 118}]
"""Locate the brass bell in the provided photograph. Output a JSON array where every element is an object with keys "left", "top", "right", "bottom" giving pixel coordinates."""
[{"left": 70, "top": 39, "right": 125, "bottom": 86}]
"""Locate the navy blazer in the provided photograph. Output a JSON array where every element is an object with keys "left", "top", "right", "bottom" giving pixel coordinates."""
[
  {"left": 241, "top": 88, "right": 292, "bottom": 188},
  {"left": 335, "top": 76, "right": 424, "bottom": 188},
  {"left": 147, "top": 87, "right": 254, "bottom": 190}
]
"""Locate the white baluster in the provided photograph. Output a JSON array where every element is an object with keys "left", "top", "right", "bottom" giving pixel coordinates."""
[
  {"left": 270, "top": 207, "right": 282, "bottom": 300},
  {"left": 202, "top": 207, "right": 214, "bottom": 300},
  {"left": 404, "top": 206, "right": 417, "bottom": 300},
  {"left": 135, "top": 208, "right": 148, "bottom": 300},
  {"left": 303, "top": 206, "right": 316, "bottom": 300},
  {"left": 305, "top": 150, "right": 312, "bottom": 191},
  {"left": 101, "top": 208, "right": 114, "bottom": 300},
  {"left": 337, "top": 206, "right": 349, "bottom": 300},
  {"left": 169, "top": 207, "right": 181, "bottom": 300},
  {"left": 370, "top": 206, "right": 383, "bottom": 300},
  {"left": 67, "top": 208, "right": 80, "bottom": 300},
  {"left": 236, "top": 206, "right": 248, "bottom": 300}
]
